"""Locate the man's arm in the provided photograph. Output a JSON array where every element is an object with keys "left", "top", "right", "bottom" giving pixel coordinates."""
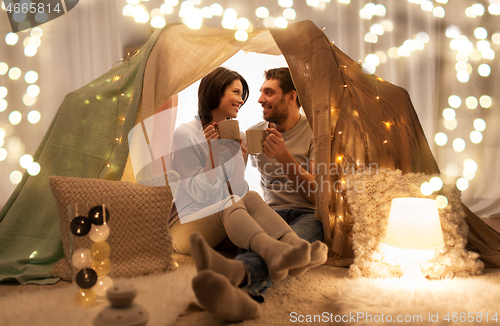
[{"left": 263, "top": 128, "right": 316, "bottom": 205}]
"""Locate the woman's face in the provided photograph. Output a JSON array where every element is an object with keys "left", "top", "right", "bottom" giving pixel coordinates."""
[{"left": 211, "top": 79, "right": 244, "bottom": 122}]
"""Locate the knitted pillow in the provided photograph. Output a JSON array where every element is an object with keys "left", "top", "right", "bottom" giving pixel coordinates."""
[
  {"left": 49, "top": 176, "right": 174, "bottom": 281},
  {"left": 344, "top": 168, "right": 484, "bottom": 279}
]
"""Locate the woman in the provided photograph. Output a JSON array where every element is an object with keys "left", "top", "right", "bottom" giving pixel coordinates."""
[
  {"left": 169, "top": 67, "right": 326, "bottom": 321},
  {"left": 170, "top": 67, "right": 315, "bottom": 278}
]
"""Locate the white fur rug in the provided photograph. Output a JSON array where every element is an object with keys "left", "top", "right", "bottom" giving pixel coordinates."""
[
  {"left": 0, "top": 266, "right": 197, "bottom": 326},
  {"left": 333, "top": 277, "right": 500, "bottom": 326},
  {"left": 2, "top": 263, "right": 500, "bottom": 326}
]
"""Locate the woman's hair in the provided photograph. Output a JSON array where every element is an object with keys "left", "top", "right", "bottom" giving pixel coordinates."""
[{"left": 198, "top": 67, "right": 249, "bottom": 126}]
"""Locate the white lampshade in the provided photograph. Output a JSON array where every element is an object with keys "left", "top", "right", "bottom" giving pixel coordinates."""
[{"left": 384, "top": 198, "right": 444, "bottom": 250}]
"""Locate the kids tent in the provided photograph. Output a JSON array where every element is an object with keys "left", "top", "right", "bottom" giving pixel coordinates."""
[{"left": 1, "top": 20, "right": 499, "bottom": 284}]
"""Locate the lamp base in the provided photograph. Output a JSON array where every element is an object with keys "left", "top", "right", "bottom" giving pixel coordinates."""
[{"left": 400, "top": 260, "right": 428, "bottom": 284}]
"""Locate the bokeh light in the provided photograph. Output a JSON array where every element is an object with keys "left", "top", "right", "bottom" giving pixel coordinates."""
[
  {"left": 456, "top": 178, "right": 469, "bottom": 191},
  {"left": 448, "top": 95, "right": 461, "bottom": 108},
  {"left": 10, "top": 171, "right": 23, "bottom": 184},
  {"left": 479, "top": 95, "right": 492, "bottom": 108},
  {"left": 9, "top": 111, "right": 22, "bottom": 125},
  {"left": 435, "top": 132, "right": 448, "bottom": 146},
  {"left": 430, "top": 177, "right": 443, "bottom": 191},
  {"left": 444, "top": 119, "right": 457, "bottom": 130},
  {"left": 28, "top": 110, "right": 41, "bottom": 124},
  {"left": 474, "top": 118, "right": 486, "bottom": 131},
  {"left": 420, "top": 182, "right": 433, "bottom": 196},
  {"left": 27, "top": 162, "right": 41, "bottom": 176},
  {"left": 443, "top": 108, "right": 455, "bottom": 120},
  {"left": 452, "top": 138, "right": 466, "bottom": 152},
  {"left": 9, "top": 67, "right": 21, "bottom": 80},
  {"left": 465, "top": 96, "right": 478, "bottom": 109},
  {"left": 470, "top": 131, "right": 483, "bottom": 144},
  {"left": 436, "top": 195, "right": 448, "bottom": 208}
]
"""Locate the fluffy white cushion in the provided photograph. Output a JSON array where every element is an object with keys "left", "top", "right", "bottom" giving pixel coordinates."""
[{"left": 344, "top": 168, "right": 484, "bottom": 278}]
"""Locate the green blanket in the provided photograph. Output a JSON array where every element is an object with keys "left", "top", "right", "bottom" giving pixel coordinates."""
[{"left": 0, "top": 29, "right": 162, "bottom": 285}]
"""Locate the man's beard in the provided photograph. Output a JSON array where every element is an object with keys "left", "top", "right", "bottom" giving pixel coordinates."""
[{"left": 263, "top": 97, "right": 288, "bottom": 124}]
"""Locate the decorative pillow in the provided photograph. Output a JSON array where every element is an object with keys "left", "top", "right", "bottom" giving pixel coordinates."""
[
  {"left": 49, "top": 175, "right": 174, "bottom": 281},
  {"left": 344, "top": 168, "right": 484, "bottom": 279}
]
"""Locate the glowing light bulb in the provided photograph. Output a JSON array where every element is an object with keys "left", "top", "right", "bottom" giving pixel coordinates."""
[{"left": 475, "top": 28, "right": 487, "bottom": 40}]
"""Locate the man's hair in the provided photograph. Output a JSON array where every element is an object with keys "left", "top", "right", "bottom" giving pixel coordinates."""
[
  {"left": 198, "top": 67, "right": 249, "bottom": 126},
  {"left": 264, "top": 67, "right": 301, "bottom": 108}
]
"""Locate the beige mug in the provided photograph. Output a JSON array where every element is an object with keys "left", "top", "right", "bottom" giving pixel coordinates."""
[
  {"left": 218, "top": 119, "right": 240, "bottom": 142},
  {"left": 246, "top": 129, "right": 267, "bottom": 154}
]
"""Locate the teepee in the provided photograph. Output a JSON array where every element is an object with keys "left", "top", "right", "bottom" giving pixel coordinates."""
[{"left": 1, "top": 20, "right": 499, "bottom": 284}]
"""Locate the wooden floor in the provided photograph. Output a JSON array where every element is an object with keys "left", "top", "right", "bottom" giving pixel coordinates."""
[{"left": 481, "top": 218, "right": 500, "bottom": 232}]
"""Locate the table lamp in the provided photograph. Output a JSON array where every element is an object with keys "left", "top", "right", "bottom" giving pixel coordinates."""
[{"left": 383, "top": 198, "right": 445, "bottom": 282}]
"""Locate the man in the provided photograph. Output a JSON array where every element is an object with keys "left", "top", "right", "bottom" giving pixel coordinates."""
[
  {"left": 189, "top": 68, "right": 326, "bottom": 322},
  {"left": 249, "top": 67, "right": 323, "bottom": 243}
]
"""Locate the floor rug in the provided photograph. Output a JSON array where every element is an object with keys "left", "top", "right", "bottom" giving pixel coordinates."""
[
  {"left": 332, "top": 277, "right": 500, "bottom": 325},
  {"left": 0, "top": 266, "right": 197, "bottom": 326}
]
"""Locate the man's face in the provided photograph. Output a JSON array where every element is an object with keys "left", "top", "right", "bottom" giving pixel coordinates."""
[{"left": 258, "top": 78, "right": 289, "bottom": 124}]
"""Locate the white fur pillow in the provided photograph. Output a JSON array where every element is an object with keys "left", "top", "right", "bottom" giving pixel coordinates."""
[{"left": 344, "top": 168, "right": 484, "bottom": 279}]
